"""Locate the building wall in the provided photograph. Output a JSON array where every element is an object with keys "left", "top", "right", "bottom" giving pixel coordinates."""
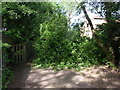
[
  {"left": 80, "top": 17, "right": 107, "bottom": 38},
  {"left": 92, "top": 18, "right": 107, "bottom": 29}
]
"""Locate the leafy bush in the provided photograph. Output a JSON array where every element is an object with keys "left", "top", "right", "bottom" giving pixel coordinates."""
[
  {"left": 2, "top": 2, "right": 61, "bottom": 43},
  {"left": 2, "top": 68, "right": 13, "bottom": 89},
  {"left": 1, "top": 41, "right": 13, "bottom": 89},
  {"left": 33, "top": 19, "right": 108, "bottom": 70}
]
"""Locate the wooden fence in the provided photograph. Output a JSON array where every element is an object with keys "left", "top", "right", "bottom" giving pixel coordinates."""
[
  {"left": 12, "top": 42, "right": 35, "bottom": 64},
  {"left": 2, "top": 33, "right": 35, "bottom": 64},
  {"left": 13, "top": 43, "right": 26, "bottom": 63}
]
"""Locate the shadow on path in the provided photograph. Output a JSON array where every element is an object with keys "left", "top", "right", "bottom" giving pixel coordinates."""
[{"left": 8, "top": 59, "right": 120, "bottom": 88}]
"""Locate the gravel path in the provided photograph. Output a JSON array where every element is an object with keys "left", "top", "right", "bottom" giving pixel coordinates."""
[{"left": 8, "top": 63, "right": 120, "bottom": 88}]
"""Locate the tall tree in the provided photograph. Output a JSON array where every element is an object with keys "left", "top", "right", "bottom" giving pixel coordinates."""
[
  {"left": 2, "top": 2, "right": 58, "bottom": 43},
  {"left": 77, "top": 1, "right": 120, "bottom": 67}
]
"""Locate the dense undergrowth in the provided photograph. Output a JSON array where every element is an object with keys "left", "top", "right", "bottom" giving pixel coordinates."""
[
  {"left": 33, "top": 37, "right": 113, "bottom": 71},
  {"left": 1, "top": 42, "right": 14, "bottom": 89},
  {"left": 31, "top": 2, "right": 116, "bottom": 70},
  {"left": 33, "top": 22, "right": 112, "bottom": 70},
  {"left": 1, "top": 2, "right": 119, "bottom": 89}
]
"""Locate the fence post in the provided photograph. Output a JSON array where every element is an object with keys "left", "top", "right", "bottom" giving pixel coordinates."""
[{"left": 24, "top": 43, "right": 27, "bottom": 63}]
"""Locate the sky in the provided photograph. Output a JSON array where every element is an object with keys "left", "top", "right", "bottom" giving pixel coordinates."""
[
  {"left": 55, "top": 0, "right": 102, "bottom": 26},
  {"left": 71, "top": 10, "right": 98, "bottom": 24},
  {"left": 57, "top": 1, "right": 100, "bottom": 25},
  {"left": 70, "top": 4, "right": 100, "bottom": 25}
]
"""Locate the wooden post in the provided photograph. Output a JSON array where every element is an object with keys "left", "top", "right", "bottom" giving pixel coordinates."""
[{"left": 24, "top": 43, "right": 26, "bottom": 63}]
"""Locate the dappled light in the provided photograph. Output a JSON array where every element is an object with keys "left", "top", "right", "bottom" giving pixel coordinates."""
[
  {"left": 2, "top": 1, "right": 120, "bottom": 89},
  {"left": 8, "top": 64, "right": 120, "bottom": 88}
]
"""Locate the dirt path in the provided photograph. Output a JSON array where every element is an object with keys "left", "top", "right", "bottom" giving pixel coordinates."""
[{"left": 8, "top": 63, "right": 120, "bottom": 88}]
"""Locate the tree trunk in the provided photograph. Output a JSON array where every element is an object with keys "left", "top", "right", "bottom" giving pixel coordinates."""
[
  {"left": 81, "top": 5, "right": 109, "bottom": 52},
  {"left": 76, "top": 1, "right": 119, "bottom": 67},
  {"left": 81, "top": 5, "right": 94, "bottom": 30},
  {"left": 112, "top": 39, "right": 120, "bottom": 67},
  {"left": 81, "top": 4, "right": 118, "bottom": 67}
]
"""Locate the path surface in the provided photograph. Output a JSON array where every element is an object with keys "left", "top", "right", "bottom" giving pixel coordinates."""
[{"left": 8, "top": 63, "right": 120, "bottom": 88}]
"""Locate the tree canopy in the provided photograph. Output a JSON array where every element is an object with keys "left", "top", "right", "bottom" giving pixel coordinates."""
[
  {"left": 2, "top": 2, "right": 65, "bottom": 43},
  {"left": 2, "top": 2, "right": 120, "bottom": 88}
]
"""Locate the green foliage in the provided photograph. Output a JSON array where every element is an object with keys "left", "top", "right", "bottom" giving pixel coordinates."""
[
  {"left": 2, "top": 2, "right": 60, "bottom": 43},
  {"left": 1, "top": 42, "right": 13, "bottom": 89},
  {"left": 94, "top": 2, "right": 120, "bottom": 67},
  {"left": 34, "top": 32, "right": 108, "bottom": 70},
  {"left": 2, "top": 3, "right": 119, "bottom": 83},
  {"left": 2, "top": 68, "right": 13, "bottom": 89},
  {"left": 33, "top": 8, "right": 70, "bottom": 70},
  {"left": 33, "top": 12, "right": 108, "bottom": 70},
  {"left": 78, "top": 2, "right": 120, "bottom": 67},
  {"left": 2, "top": 2, "right": 120, "bottom": 89},
  {"left": 32, "top": 3, "right": 109, "bottom": 70},
  {"left": 0, "top": 41, "right": 11, "bottom": 48}
]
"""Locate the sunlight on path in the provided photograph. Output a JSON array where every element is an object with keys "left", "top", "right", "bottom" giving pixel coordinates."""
[{"left": 8, "top": 64, "right": 120, "bottom": 88}]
